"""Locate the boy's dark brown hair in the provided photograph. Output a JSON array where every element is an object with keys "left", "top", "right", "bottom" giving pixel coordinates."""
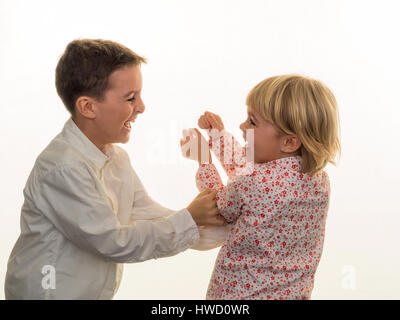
[{"left": 55, "top": 39, "right": 146, "bottom": 116}]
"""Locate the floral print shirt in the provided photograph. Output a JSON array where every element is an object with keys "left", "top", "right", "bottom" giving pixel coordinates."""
[{"left": 195, "top": 130, "right": 330, "bottom": 300}]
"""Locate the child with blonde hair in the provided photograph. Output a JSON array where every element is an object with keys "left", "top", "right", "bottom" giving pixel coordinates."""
[{"left": 181, "top": 74, "right": 340, "bottom": 300}]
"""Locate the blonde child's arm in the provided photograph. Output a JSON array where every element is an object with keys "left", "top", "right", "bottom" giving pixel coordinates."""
[
  {"left": 192, "top": 162, "right": 246, "bottom": 251},
  {"left": 196, "top": 163, "right": 247, "bottom": 223},
  {"left": 199, "top": 112, "right": 251, "bottom": 181},
  {"left": 179, "top": 129, "right": 228, "bottom": 250},
  {"left": 180, "top": 127, "right": 247, "bottom": 250},
  {"left": 190, "top": 164, "right": 229, "bottom": 250},
  {"left": 180, "top": 127, "right": 247, "bottom": 223}
]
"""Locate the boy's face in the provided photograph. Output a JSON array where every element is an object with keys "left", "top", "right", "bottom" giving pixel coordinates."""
[{"left": 92, "top": 64, "right": 145, "bottom": 146}]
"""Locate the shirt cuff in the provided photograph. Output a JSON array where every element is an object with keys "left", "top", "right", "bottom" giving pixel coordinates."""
[{"left": 169, "top": 208, "right": 200, "bottom": 248}]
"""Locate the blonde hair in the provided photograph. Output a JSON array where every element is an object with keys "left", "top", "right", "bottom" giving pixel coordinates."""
[{"left": 246, "top": 74, "right": 341, "bottom": 175}]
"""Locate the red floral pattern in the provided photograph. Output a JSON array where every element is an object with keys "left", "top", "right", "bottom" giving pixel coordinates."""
[{"left": 195, "top": 131, "right": 330, "bottom": 300}]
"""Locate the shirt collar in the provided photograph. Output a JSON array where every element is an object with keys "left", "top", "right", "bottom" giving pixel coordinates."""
[
  {"left": 255, "top": 155, "right": 303, "bottom": 171},
  {"left": 62, "top": 117, "right": 116, "bottom": 169},
  {"left": 270, "top": 155, "right": 303, "bottom": 171}
]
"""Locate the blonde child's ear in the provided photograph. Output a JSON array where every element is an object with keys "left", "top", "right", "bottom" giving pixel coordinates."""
[{"left": 281, "top": 135, "right": 302, "bottom": 154}]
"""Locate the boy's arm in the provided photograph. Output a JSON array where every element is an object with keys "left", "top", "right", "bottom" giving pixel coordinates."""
[
  {"left": 34, "top": 162, "right": 199, "bottom": 263},
  {"left": 130, "top": 166, "right": 223, "bottom": 227},
  {"left": 130, "top": 166, "right": 228, "bottom": 251},
  {"left": 129, "top": 166, "right": 177, "bottom": 220}
]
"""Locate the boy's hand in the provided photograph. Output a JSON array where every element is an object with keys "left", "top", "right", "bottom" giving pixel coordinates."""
[
  {"left": 198, "top": 111, "right": 225, "bottom": 131},
  {"left": 180, "top": 128, "right": 212, "bottom": 165},
  {"left": 186, "top": 189, "right": 227, "bottom": 227}
]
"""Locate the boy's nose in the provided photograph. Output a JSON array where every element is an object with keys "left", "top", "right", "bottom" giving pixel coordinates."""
[{"left": 136, "top": 101, "right": 145, "bottom": 114}]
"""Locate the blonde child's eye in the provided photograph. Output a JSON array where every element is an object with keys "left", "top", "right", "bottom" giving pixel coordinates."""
[{"left": 250, "top": 119, "right": 256, "bottom": 126}]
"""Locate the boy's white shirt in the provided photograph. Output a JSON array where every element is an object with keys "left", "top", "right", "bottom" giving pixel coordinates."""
[{"left": 4, "top": 117, "right": 225, "bottom": 300}]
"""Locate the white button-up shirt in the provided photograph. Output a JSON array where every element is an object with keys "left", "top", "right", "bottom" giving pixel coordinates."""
[{"left": 5, "top": 118, "right": 201, "bottom": 300}]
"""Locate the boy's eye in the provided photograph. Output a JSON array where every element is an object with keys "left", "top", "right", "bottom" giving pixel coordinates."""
[{"left": 127, "top": 96, "right": 135, "bottom": 102}]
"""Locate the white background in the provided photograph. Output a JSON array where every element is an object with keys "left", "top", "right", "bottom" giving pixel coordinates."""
[{"left": 1, "top": 0, "right": 399, "bottom": 299}]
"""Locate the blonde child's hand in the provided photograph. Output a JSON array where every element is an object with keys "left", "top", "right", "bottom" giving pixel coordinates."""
[
  {"left": 180, "top": 128, "right": 212, "bottom": 164},
  {"left": 198, "top": 113, "right": 212, "bottom": 129},
  {"left": 198, "top": 111, "right": 225, "bottom": 132}
]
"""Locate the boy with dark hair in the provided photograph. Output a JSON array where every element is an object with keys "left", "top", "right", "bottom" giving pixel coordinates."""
[{"left": 5, "top": 39, "right": 224, "bottom": 300}]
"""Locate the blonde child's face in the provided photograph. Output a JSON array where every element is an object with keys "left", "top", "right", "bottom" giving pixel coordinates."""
[
  {"left": 240, "top": 108, "right": 289, "bottom": 163},
  {"left": 92, "top": 64, "right": 145, "bottom": 146}
]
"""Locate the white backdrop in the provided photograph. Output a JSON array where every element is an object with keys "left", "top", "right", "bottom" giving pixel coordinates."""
[{"left": 1, "top": 0, "right": 399, "bottom": 299}]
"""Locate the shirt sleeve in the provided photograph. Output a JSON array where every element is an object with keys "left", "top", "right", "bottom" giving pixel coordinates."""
[
  {"left": 128, "top": 166, "right": 224, "bottom": 252},
  {"left": 207, "top": 129, "right": 252, "bottom": 181},
  {"left": 190, "top": 225, "right": 231, "bottom": 251},
  {"left": 129, "top": 166, "right": 179, "bottom": 220},
  {"left": 196, "top": 163, "right": 247, "bottom": 223},
  {"left": 33, "top": 162, "right": 200, "bottom": 263}
]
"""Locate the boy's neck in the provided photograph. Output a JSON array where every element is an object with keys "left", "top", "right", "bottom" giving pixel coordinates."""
[{"left": 72, "top": 117, "right": 111, "bottom": 155}]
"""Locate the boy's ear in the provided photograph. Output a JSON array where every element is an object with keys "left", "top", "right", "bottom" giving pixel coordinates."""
[
  {"left": 75, "top": 96, "right": 97, "bottom": 119},
  {"left": 281, "top": 135, "right": 302, "bottom": 153}
]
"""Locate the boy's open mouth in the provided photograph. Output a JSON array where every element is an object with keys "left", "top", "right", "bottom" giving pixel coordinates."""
[{"left": 123, "top": 121, "right": 131, "bottom": 130}]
